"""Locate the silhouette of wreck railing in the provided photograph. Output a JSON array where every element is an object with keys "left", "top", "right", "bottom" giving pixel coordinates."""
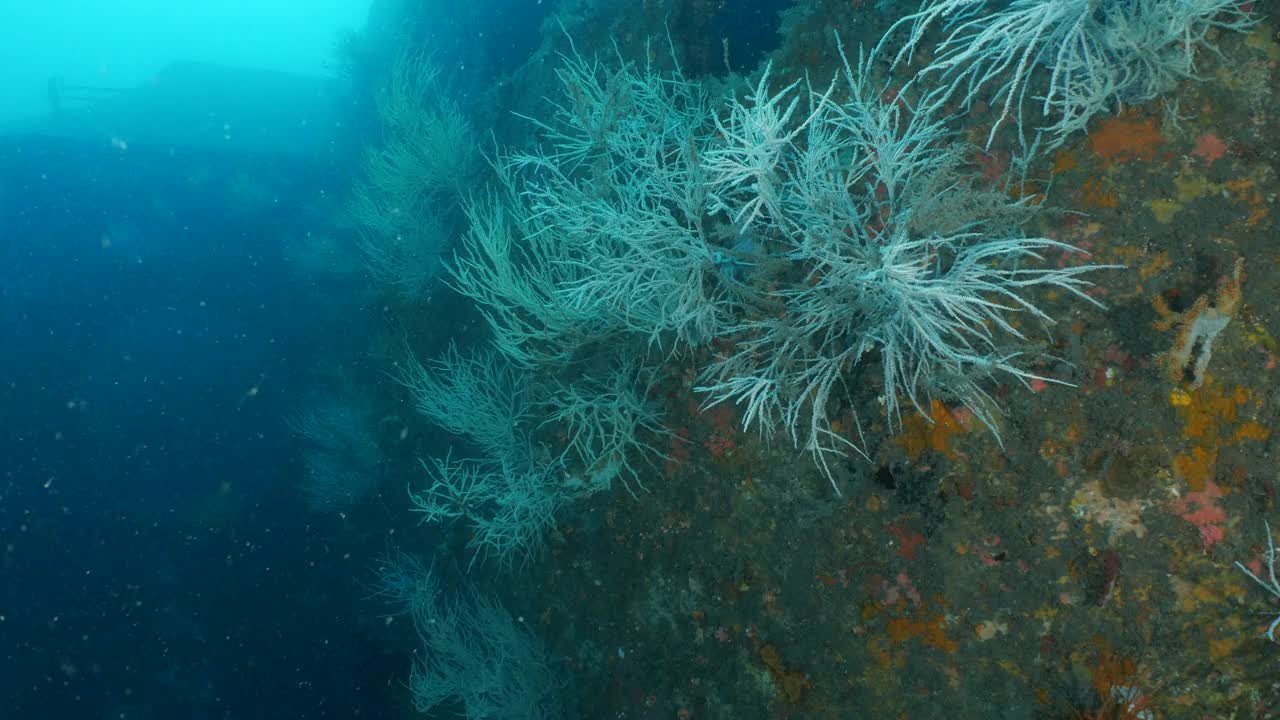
[
  {"left": 47, "top": 77, "right": 127, "bottom": 113},
  {"left": 35, "top": 63, "right": 349, "bottom": 160}
]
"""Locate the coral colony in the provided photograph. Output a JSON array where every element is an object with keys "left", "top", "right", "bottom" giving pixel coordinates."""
[
  {"left": 879, "top": 0, "right": 1258, "bottom": 150},
  {"left": 1236, "top": 522, "right": 1280, "bottom": 641},
  {"left": 442, "top": 31, "right": 1112, "bottom": 500},
  {"left": 319, "top": 1, "right": 1264, "bottom": 716},
  {"left": 390, "top": 0, "right": 1259, "bottom": 555}
]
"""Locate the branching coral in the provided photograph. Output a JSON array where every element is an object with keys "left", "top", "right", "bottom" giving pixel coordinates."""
[
  {"left": 289, "top": 390, "right": 383, "bottom": 512},
  {"left": 397, "top": 561, "right": 563, "bottom": 719},
  {"left": 344, "top": 48, "right": 481, "bottom": 298},
  {"left": 450, "top": 34, "right": 1111, "bottom": 489},
  {"left": 697, "top": 41, "right": 1111, "bottom": 484},
  {"left": 880, "top": 0, "right": 1258, "bottom": 150},
  {"left": 396, "top": 342, "right": 532, "bottom": 463},
  {"left": 1235, "top": 521, "right": 1280, "bottom": 642},
  {"left": 410, "top": 450, "right": 566, "bottom": 567},
  {"left": 398, "top": 343, "right": 576, "bottom": 566},
  {"left": 447, "top": 189, "right": 609, "bottom": 367},
  {"left": 398, "top": 340, "right": 662, "bottom": 564},
  {"left": 539, "top": 358, "right": 670, "bottom": 494}
]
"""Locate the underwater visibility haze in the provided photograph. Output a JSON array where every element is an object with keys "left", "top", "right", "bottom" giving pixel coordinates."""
[{"left": 2, "top": 0, "right": 1279, "bottom": 718}]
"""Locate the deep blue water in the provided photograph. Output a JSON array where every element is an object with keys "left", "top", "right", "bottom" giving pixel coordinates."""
[
  {"left": 0, "top": 135, "right": 404, "bottom": 718},
  {"left": 0, "top": 1, "right": 798, "bottom": 717}
]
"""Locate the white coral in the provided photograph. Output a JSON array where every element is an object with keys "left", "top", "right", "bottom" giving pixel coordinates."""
[
  {"left": 1235, "top": 521, "right": 1280, "bottom": 642},
  {"left": 881, "top": 0, "right": 1258, "bottom": 149}
]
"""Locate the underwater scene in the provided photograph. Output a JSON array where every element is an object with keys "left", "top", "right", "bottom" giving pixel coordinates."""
[{"left": 2, "top": 0, "right": 1279, "bottom": 717}]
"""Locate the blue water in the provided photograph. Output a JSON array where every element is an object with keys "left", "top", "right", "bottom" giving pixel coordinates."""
[
  {"left": 0, "top": 1, "right": 800, "bottom": 717},
  {"left": 0, "top": 132, "right": 402, "bottom": 717}
]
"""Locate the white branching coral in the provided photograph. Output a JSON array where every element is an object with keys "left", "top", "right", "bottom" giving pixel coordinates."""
[
  {"left": 391, "top": 559, "right": 563, "bottom": 719},
  {"left": 539, "top": 358, "right": 670, "bottom": 495},
  {"left": 397, "top": 340, "right": 664, "bottom": 564},
  {"left": 705, "top": 65, "right": 832, "bottom": 231},
  {"left": 396, "top": 342, "right": 531, "bottom": 462},
  {"left": 698, "top": 40, "right": 1109, "bottom": 484},
  {"left": 880, "top": 0, "right": 1258, "bottom": 149},
  {"left": 345, "top": 48, "right": 480, "bottom": 298},
  {"left": 451, "top": 35, "right": 1110, "bottom": 489},
  {"left": 410, "top": 450, "right": 566, "bottom": 567},
  {"left": 502, "top": 44, "right": 732, "bottom": 352},
  {"left": 447, "top": 189, "right": 608, "bottom": 367},
  {"left": 1235, "top": 521, "right": 1280, "bottom": 642},
  {"left": 397, "top": 343, "right": 575, "bottom": 566}
]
